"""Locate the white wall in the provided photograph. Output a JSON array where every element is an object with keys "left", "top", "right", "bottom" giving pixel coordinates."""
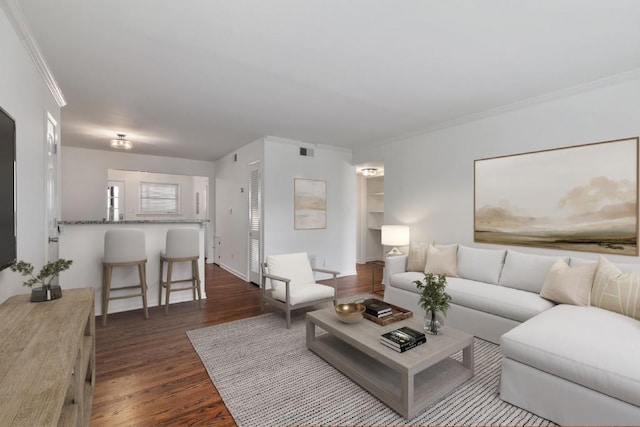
[
  {"left": 214, "top": 138, "right": 264, "bottom": 279},
  {"left": 0, "top": 9, "right": 61, "bottom": 303},
  {"left": 263, "top": 137, "right": 357, "bottom": 277},
  {"left": 354, "top": 76, "right": 640, "bottom": 265},
  {"left": 61, "top": 146, "right": 216, "bottom": 257}
]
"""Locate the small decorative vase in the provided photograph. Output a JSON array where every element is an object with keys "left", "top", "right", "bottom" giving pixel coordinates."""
[{"left": 424, "top": 309, "right": 444, "bottom": 335}]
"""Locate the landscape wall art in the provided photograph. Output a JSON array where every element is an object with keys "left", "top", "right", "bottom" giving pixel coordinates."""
[
  {"left": 294, "top": 178, "right": 327, "bottom": 230},
  {"left": 474, "top": 137, "right": 639, "bottom": 255}
]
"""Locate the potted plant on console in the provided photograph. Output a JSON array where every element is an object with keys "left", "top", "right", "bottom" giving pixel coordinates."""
[
  {"left": 414, "top": 273, "right": 451, "bottom": 335},
  {"left": 10, "top": 259, "right": 73, "bottom": 302}
]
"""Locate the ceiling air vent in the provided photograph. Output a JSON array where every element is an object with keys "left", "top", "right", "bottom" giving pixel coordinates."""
[{"left": 299, "top": 147, "right": 315, "bottom": 157}]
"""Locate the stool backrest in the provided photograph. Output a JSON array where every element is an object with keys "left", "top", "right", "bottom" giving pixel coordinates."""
[
  {"left": 104, "top": 229, "right": 146, "bottom": 263},
  {"left": 165, "top": 228, "right": 199, "bottom": 258}
]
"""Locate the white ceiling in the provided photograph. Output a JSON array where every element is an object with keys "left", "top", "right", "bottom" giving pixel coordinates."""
[{"left": 16, "top": 0, "right": 640, "bottom": 161}]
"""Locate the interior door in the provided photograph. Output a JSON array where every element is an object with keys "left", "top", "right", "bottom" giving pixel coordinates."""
[
  {"left": 248, "top": 163, "right": 262, "bottom": 285},
  {"left": 46, "top": 113, "right": 59, "bottom": 268},
  {"left": 106, "top": 181, "right": 125, "bottom": 221}
]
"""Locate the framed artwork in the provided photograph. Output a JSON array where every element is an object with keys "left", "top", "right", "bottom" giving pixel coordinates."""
[
  {"left": 474, "top": 137, "right": 639, "bottom": 255},
  {"left": 294, "top": 179, "right": 327, "bottom": 230}
]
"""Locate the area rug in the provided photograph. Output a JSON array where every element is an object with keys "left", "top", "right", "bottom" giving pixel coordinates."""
[{"left": 187, "top": 306, "right": 554, "bottom": 426}]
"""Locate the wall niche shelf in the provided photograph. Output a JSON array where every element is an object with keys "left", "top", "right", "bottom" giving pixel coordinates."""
[{"left": 366, "top": 177, "right": 384, "bottom": 231}]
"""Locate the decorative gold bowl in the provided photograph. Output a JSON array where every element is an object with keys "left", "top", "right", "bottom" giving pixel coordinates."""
[{"left": 335, "top": 303, "right": 366, "bottom": 324}]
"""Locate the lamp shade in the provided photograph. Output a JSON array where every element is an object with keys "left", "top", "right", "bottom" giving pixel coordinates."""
[{"left": 381, "top": 225, "right": 410, "bottom": 247}]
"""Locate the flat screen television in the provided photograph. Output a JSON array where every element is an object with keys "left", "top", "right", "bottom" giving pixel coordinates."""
[{"left": 0, "top": 106, "right": 16, "bottom": 271}]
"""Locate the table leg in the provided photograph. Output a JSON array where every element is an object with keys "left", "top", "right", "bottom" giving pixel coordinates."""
[
  {"left": 306, "top": 318, "right": 316, "bottom": 347},
  {"left": 401, "top": 370, "right": 414, "bottom": 418},
  {"left": 463, "top": 341, "right": 475, "bottom": 373}
]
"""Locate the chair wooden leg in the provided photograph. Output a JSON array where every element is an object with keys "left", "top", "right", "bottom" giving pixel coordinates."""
[
  {"left": 193, "top": 259, "right": 202, "bottom": 309},
  {"left": 102, "top": 264, "right": 112, "bottom": 327},
  {"left": 158, "top": 258, "right": 164, "bottom": 306},
  {"left": 164, "top": 261, "right": 173, "bottom": 315},
  {"left": 191, "top": 259, "right": 197, "bottom": 301},
  {"left": 139, "top": 262, "right": 149, "bottom": 320}
]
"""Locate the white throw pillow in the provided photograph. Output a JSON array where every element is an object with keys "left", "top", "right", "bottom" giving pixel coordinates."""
[
  {"left": 406, "top": 241, "right": 429, "bottom": 272},
  {"left": 592, "top": 257, "right": 640, "bottom": 320},
  {"left": 457, "top": 245, "right": 506, "bottom": 285},
  {"left": 540, "top": 259, "right": 596, "bottom": 306},
  {"left": 425, "top": 244, "right": 458, "bottom": 277},
  {"left": 498, "top": 250, "right": 569, "bottom": 293}
]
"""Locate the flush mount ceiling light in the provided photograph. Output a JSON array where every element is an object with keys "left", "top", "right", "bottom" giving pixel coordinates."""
[
  {"left": 110, "top": 133, "right": 132, "bottom": 150},
  {"left": 361, "top": 168, "right": 378, "bottom": 177}
]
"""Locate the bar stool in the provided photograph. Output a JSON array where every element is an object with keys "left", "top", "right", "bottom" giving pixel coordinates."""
[
  {"left": 159, "top": 228, "right": 202, "bottom": 314},
  {"left": 102, "top": 229, "right": 149, "bottom": 326}
]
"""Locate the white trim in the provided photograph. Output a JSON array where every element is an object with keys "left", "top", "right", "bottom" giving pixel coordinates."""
[
  {"left": 0, "top": 0, "right": 66, "bottom": 107},
  {"left": 219, "top": 262, "right": 248, "bottom": 282},
  {"left": 369, "top": 68, "right": 640, "bottom": 150}
]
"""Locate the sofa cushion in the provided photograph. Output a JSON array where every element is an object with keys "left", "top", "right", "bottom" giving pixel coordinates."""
[
  {"left": 568, "top": 256, "right": 597, "bottom": 267},
  {"left": 498, "top": 250, "right": 568, "bottom": 293},
  {"left": 612, "top": 261, "right": 640, "bottom": 274},
  {"left": 501, "top": 304, "right": 640, "bottom": 408},
  {"left": 592, "top": 257, "right": 640, "bottom": 320},
  {"left": 540, "top": 259, "right": 596, "bottom": 306},
  {"left": 571, "top": 256, "right": 640, "bottom": 274},
  {"left": 456, "top": 245, "right": 506, "bottom": 285},
  {"left": 425, "top": 244, "right": 458, "bottom": 277},
  {"left": 389, "top": 271, "right": 425, "bottom": 294},
  {"left": 406, "top": 241, "right": 428, "bottom": 272},
  {"left": 445, "top": 277, "right": 555, "bottom": 322}
]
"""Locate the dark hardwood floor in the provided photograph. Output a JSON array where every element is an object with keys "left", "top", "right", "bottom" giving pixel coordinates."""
[{"left": 91, "top": 262, "right": 383, "bottom": 426}]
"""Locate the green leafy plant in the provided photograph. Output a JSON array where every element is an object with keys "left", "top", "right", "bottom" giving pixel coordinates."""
[
  {"left": 413, "top": 273, "right": 452, "bottom": 315},
  {"left": 10, "top": 259, "right": 73, "bottom": 289}
]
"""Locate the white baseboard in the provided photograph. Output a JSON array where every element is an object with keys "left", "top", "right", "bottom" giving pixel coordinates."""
[{"left": 219, "top": 263, "right": 248, "bottom": 281}]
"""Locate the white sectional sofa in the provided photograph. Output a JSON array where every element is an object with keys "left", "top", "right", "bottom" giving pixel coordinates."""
[
  {"left": 384, "top": 245, "right": 560, "bottom": 344},
  {"left": 383, "top": 244, "right": 640, "bottom": 426}
]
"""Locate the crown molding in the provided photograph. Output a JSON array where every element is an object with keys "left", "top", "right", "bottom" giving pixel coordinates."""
[
  {"left": 1, "top": 0, "right": 66, "bottom": 107},
  {"left": 369, "top": 68, "right": 640, "bottom": 150}
]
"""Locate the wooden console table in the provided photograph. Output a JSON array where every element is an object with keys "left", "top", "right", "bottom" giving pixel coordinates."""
[{"left": 0, "top": 288, "right": 95, "bottom": 426}]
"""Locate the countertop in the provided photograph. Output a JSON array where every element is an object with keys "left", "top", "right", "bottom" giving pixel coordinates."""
[{"left": 59, "top": 219, "right": 209, "bottom": 225}]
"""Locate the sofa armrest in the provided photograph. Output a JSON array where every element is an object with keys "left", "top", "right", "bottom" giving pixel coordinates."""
[{"left": 385, "top": 254, "right": 408, "bottom": 277}]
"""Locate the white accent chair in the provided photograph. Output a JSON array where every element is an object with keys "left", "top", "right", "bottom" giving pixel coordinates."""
[
  {"left": 261, "top": 252, "right": 339, "bottom": 328},
  {"left": 159, "top": 228, "right": 202, "bottom": 314}
]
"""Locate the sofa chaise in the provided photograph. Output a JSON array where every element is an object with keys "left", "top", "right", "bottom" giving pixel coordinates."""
[{"left": 383, "top": 243, "right": 640, "bottom": 425}]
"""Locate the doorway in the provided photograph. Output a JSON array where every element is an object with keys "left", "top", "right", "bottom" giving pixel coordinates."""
[
  {"left": 355, "top": 163, "right": 385, "bottom": 264},
  {"left": 46, "top": 113, "right": 59, "bottom": 265},
  {"left": 248, "top": 162, "right": 262, "bottom": 285}
]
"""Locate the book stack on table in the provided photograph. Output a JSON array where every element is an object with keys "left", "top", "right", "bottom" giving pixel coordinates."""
[
  {"left": 362, "top": 298, "right": 393, "bottom": 318},
  {"left": 380, "top": 326, "right": 426, "bottom": 353}
]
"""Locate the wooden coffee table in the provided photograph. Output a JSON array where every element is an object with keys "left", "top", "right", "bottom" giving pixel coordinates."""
[{"left": 306, "top": 306, "right": 474, "bottom": 419}]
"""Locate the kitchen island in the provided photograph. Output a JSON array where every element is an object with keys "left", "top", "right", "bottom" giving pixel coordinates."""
[{"left": 58, "top": 220, "right": 207, "bottom": 317}]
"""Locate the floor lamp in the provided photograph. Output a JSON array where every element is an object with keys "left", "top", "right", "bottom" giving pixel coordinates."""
[{"left": 381, "top": 225, "right": 410, "bottom": 257}]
